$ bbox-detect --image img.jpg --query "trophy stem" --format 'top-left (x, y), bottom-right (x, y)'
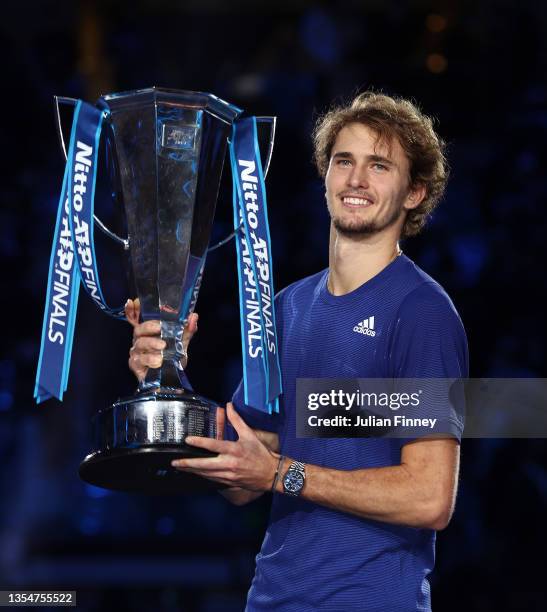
top-left (141, 319), bottom-right (186, 391)
top-left (141, 361), bottom-right (183, 392)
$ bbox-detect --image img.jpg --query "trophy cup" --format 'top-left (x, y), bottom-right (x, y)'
top-left (48, 88), bottom-right (277, 493)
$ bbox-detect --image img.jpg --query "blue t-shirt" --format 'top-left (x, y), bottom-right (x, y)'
top-left (231, 254), bottom-right (468, 612)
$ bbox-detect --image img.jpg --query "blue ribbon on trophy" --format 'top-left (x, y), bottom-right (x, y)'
top-left (34, 100), bottom-right (124, 403)
top-left (230, 118), bottom-right (282, 414)
top-left (35, 96), bottom-right (282, 416)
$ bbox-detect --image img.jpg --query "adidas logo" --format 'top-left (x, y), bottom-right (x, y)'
top-left (353, 316), bottom-right (376, 337)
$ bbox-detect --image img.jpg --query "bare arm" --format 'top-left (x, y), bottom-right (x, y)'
top-left (125, 301), bottom-right (460, 526)
top-left (174, 404), bottom-right (460, 530)
top-left (273, 437), bottom-right (460, 530)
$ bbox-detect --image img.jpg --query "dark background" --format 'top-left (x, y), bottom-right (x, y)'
top-left (1, 0), bottom-right (546, 610)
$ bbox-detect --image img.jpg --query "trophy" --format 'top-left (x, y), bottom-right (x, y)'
top-left (42, 87), bottom-right (279, 493)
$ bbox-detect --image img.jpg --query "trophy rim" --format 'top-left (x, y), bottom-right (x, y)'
top-left (99, 86), bottom-right (243, 124)
top-left (104, 390), bottom-right (219, 413)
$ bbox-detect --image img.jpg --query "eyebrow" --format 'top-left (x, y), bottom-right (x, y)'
top-left (332, 151), bottom-right (397, 168)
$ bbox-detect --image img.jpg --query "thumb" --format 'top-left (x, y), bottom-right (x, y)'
top-left (226, 402), bottom-right (251, 438)
top-left (183, 312), bottom-right (199, 350)
top-left (125, 298), bottom-right (141, 328)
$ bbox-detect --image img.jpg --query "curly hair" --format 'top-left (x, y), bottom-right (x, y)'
top-left (312, 91), bottom-right (449, 238)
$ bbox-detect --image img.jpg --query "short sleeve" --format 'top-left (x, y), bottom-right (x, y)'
top-left (388, 282), bottom-right (468, 445)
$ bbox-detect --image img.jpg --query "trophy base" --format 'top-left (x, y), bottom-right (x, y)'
top-left (79, 445), bottom-right (225, 494)
top-left (79, 389), bottom-right (224, 494)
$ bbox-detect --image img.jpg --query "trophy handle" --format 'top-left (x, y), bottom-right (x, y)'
top-left (255, 116), bottom-right (276, 178)
top-left (207, 115), bottom-right (276, 253)
top-left (54, 96), bottom-right (130, 251)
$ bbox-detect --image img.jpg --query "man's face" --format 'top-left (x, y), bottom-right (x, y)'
top-left (325, 122), bottom-right (421, 237)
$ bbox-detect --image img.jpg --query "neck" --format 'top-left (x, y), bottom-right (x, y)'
top-left (328, 224), bottom-right (401, 295)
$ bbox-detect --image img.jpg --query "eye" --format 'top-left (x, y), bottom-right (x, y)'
top-left (336, 158), bottom-right (352, 167)
top-left (372, 163), bottom-right (388, 171)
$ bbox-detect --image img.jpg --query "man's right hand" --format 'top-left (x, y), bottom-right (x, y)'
top-left (125, 298), bottom-right (199, 382)
top-left (214, 404), bottom-right (280, 506)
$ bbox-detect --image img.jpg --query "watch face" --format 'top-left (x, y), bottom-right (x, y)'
top-left (284, 470), bottom-right (304, 493)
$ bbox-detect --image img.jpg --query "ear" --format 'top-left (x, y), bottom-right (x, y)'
top-left (403, 182), bottom-right (426, 211)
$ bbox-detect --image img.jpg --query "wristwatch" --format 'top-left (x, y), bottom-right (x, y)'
top-left (282, 460), bottom-right (306, 496)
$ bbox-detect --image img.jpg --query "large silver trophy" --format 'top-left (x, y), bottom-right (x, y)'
top-left (54, 88), bottom-right (275, 493)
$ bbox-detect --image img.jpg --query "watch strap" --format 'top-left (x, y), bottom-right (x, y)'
top-left (283, 460), bottom-right (306, 496)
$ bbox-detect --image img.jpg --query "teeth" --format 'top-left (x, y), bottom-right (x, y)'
top-left (343, 197), bottom-right (371, 206)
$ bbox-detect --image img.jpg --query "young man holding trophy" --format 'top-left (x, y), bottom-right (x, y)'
top-left (126, 91), bottom-right (467, 611)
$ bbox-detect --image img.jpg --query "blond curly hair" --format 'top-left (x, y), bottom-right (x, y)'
top-left (313, 91), bottom-right (449, 238)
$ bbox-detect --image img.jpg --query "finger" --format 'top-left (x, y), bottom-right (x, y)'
top-left (183, 313), bottom-right (199, 349)
top-left (133, 320), bottom-right (161, 339)
top-left (128, 363), bottom-right (145, 382)
top-left (129, 345), bottom-right (163, 365)
top-left (128, 354), bottom-right (148, 382)
top-left (171, 455), bottom-right (231, 470)
top-left (184, 435), bottom-right (233, 454)
top-left (186, 312), bottom-right (199, 334)
top-left (226, 402), bottom-right (252, 438)
top-left (125, 299), bottom-right (139, 328)
top-left (142, 353), bottom-right (163, 369)
top-left (131, 336), bottom-right (166, 353)
top-left (129, 351), bottom-right (162, 375)
top-left (216, 406), bottom-right (226, 440)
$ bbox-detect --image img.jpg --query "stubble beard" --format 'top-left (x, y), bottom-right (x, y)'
top-left (329, 200), bottom-right (404, 238)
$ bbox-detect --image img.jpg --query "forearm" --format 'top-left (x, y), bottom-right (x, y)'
top-left (307, 463), bottom-right (442, 528)
top-left (273, 453), bottom-right (456, 530)
top-left (219, 487), bottom-right (264, 506)
top-left (180, 410), bottom-right (458, 526)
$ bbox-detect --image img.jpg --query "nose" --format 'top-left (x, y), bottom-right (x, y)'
top-left (347, 163), bottom-right (370, 189)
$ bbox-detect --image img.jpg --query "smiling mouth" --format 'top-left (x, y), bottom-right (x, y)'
top-left (341, 196), bottom-right (373, 208)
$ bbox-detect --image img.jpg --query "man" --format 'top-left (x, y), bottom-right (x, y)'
top-left (126, 91), bottom-right (468, 611)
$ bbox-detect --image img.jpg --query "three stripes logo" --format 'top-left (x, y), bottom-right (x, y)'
top-left (353, 316), bottom-right (376, 337)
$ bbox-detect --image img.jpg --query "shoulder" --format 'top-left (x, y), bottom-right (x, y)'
top-left (396, 256), bottom-right (463, 323)
top-left (389, 258), bottom-right (468, 366)
top-left (274, 269), bottom-right (327, 307)
top-left (388, 261), bottom-right (469, 377)
top-left (400, 281), bottom-right (461, 320)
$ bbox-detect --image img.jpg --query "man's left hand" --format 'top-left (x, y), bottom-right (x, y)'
top-left (171, 403), bottom-right (278, 492)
